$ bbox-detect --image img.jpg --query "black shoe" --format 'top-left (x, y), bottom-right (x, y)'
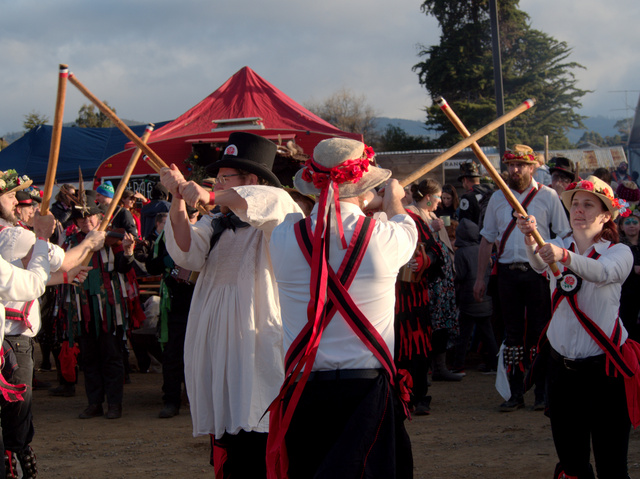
top-left (49, 384), bottom-right (76, 397)
top-left (79, 404), bottom-right (104, 419)
top-left (158, 403), bottom-right (180, 418)
top-left (16, 445), bottom-right (37, 479)
top-left (106, 403), bottom-right (122, 419)
top-left (39, 361), bottom-right (52, 372)
top-left (32, 378), bottom-right (52, 390)
top-left (499, 396), bottom-right (525, 412)
top-left (413, 396), bottom-right (431, 416)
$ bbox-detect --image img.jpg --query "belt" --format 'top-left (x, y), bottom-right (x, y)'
top-left (499, 262), bottom-right (530, 272)
top-left (550, 347), bottom-right (605, 371)
top-left (301, 369), bottom-right (382, 382)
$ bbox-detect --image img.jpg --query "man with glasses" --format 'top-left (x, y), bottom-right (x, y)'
top-left (159, 132), bottom-right (301, 478)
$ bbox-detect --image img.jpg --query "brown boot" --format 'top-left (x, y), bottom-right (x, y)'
top-left (79, 403), bottom-right (103, 419)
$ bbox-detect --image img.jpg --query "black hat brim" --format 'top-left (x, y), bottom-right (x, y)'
top-left (205, 157), bottom-right (282, 188)
top-left (549, 167), bottom-right (575, 181)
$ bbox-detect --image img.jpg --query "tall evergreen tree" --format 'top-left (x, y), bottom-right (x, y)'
top-left (413, 0), bottom-right (589, 150)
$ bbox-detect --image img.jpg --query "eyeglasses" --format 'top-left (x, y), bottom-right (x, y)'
top-left (213, 174), bottom-right (242, 185)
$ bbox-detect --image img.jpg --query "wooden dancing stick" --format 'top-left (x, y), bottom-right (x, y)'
top-left (399, 98), bottom-right (535, 187)
top-left (67, 70), bottom-right (207, 215)
top-left (436, 97), bottom-right (561, 278)
top-left (98, 123), bottom-right (155, 233)
top-left (79, 124), bottom-right (155, 267)
top-left (41, 64), bottom-right (69, 215)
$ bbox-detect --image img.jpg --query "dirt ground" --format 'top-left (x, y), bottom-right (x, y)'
top-left (29, 354), bottom-right (640, 479)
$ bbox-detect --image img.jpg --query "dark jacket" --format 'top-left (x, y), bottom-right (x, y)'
top-left (457, 183), bottom-right (494, 228)
top-left (454, 218), bottom-right (492, 317)
top-left (140, 200), bottom-right (171, 239)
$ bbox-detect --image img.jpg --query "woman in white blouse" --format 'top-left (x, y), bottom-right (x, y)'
top-left (517, 175), bottom-right (633, 479)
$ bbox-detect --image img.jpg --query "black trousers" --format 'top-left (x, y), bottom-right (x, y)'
top-left (210, 431), bottom-right (268, 479)
top-left (79, 328), bottom-right (124, 406)
top-left (1, 336), bottom-right (34, 453)
top-left (547, 350), bottom-right (630, 478)
top-left (285, 374), bottom-right (413, 479)
top-left (161, 315), bottom-right (188, 407)
top-left (497, 264), bottom-right (551, 349)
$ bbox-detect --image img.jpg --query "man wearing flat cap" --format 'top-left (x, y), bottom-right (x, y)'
top-left (474, 145), bottom-right (570, 412)
top-left (266, 138), bottom-right (417, 478)
top-left (160, 131), bottom-right (302, 478)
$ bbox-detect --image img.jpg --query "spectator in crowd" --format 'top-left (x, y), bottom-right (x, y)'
top-left (457, 161), bottom-right (494, 228)
top-left (140, 183), bottom-right (171, 239)
top-left (592, 167), bottom-right (612, 186)
top-left (619, 210), bottom-right (640, 342)
top-left (50, 184), bottom-right (76, 230)
top-left (533, 153), bottom-right (552, 186)
top-left (452, 218), bottom-right (498, 374)
top-left (611, 161), bottom-right (632, 189)
top-left (412, 178), bottom-right (462, 382)
top-left (548, 156), bottom-right (576, 197)
top-left (435, 183), bottom-right (459, 221)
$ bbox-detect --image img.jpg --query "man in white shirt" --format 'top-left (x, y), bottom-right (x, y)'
top-left (266, 138), bottom-right (417, 478)
top-left (0, 170), bottom-right (103, 479)
top-left (474, 145), bottom-right (571, 412)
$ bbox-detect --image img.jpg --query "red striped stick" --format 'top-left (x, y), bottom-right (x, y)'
top-left (399, 98), bottom-right (535, 187)
top-left (437, 97), bottom-right (560, 278)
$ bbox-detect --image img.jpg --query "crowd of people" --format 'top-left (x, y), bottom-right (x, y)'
top-left (0, 135), bottom-right (639, 478)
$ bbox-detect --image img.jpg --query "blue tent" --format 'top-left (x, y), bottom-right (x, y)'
top-left (0, 122), bottom-right (169, 184)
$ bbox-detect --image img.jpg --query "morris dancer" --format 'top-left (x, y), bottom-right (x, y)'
top-left (160, 132), bottom-right (301, 477)
top-left (517, 175), bottom-right (636, 479)
top-left (474, 145), bottom-right (571, 411)
top-left (267, 138), bottom-right (417, 478)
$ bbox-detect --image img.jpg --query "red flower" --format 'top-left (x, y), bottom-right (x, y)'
top-left (579, 181), bottom-right (594, 191)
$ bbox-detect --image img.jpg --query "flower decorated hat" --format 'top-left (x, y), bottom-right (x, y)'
top-left (294, 138), bottom-right (390, 198)
top-left (561, 175), bottom-right (630, 220)
top-left (501, 144), bottom-right (538, 164)
top-left (0, 170), bottom-right (32, 196)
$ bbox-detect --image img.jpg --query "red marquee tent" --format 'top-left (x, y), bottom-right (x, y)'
top-left (96, 66), bottom-right (361, 186)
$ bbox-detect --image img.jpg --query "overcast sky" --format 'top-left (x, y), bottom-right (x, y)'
top-left (1, 0), bottom-right (638, 136)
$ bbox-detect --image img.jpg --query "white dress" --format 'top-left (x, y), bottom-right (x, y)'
top-left (164, 185), bottom-right (301, 439)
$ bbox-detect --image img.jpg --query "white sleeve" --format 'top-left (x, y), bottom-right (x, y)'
top-left (0, 239), bottom-right (50, 302)
top-left (164, 214), bottom-right (213, 272)
top-left (232, 186), bottom-right (303, 237)
top-left (568, 243), bottom-right (633, 286)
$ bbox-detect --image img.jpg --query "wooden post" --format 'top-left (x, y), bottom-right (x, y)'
top-left (437, 97), bottom-right (561, 278)
top-left (399, 99), bottom-right (536, 187)
top-left (41, 64), bottom-right (69, 215)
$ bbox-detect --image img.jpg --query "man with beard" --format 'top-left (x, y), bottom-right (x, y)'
top-left (0, 171), bottom-right (103, 478)
top-left (473, 145), bottom-right (570, 412)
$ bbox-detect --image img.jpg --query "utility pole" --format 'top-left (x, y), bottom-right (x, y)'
top-left (489, 0), bottom-right (506, 165)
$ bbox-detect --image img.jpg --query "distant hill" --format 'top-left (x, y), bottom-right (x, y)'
top-left (374, 115), bottom-right (625, 146)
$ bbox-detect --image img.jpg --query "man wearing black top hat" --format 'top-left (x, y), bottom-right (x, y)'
top-left (457, 161), bottom-right (494, 228)
top-left (160, 131), bottom-right (301, 478)
top-left (15, 189), bottom-right (41, 230)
